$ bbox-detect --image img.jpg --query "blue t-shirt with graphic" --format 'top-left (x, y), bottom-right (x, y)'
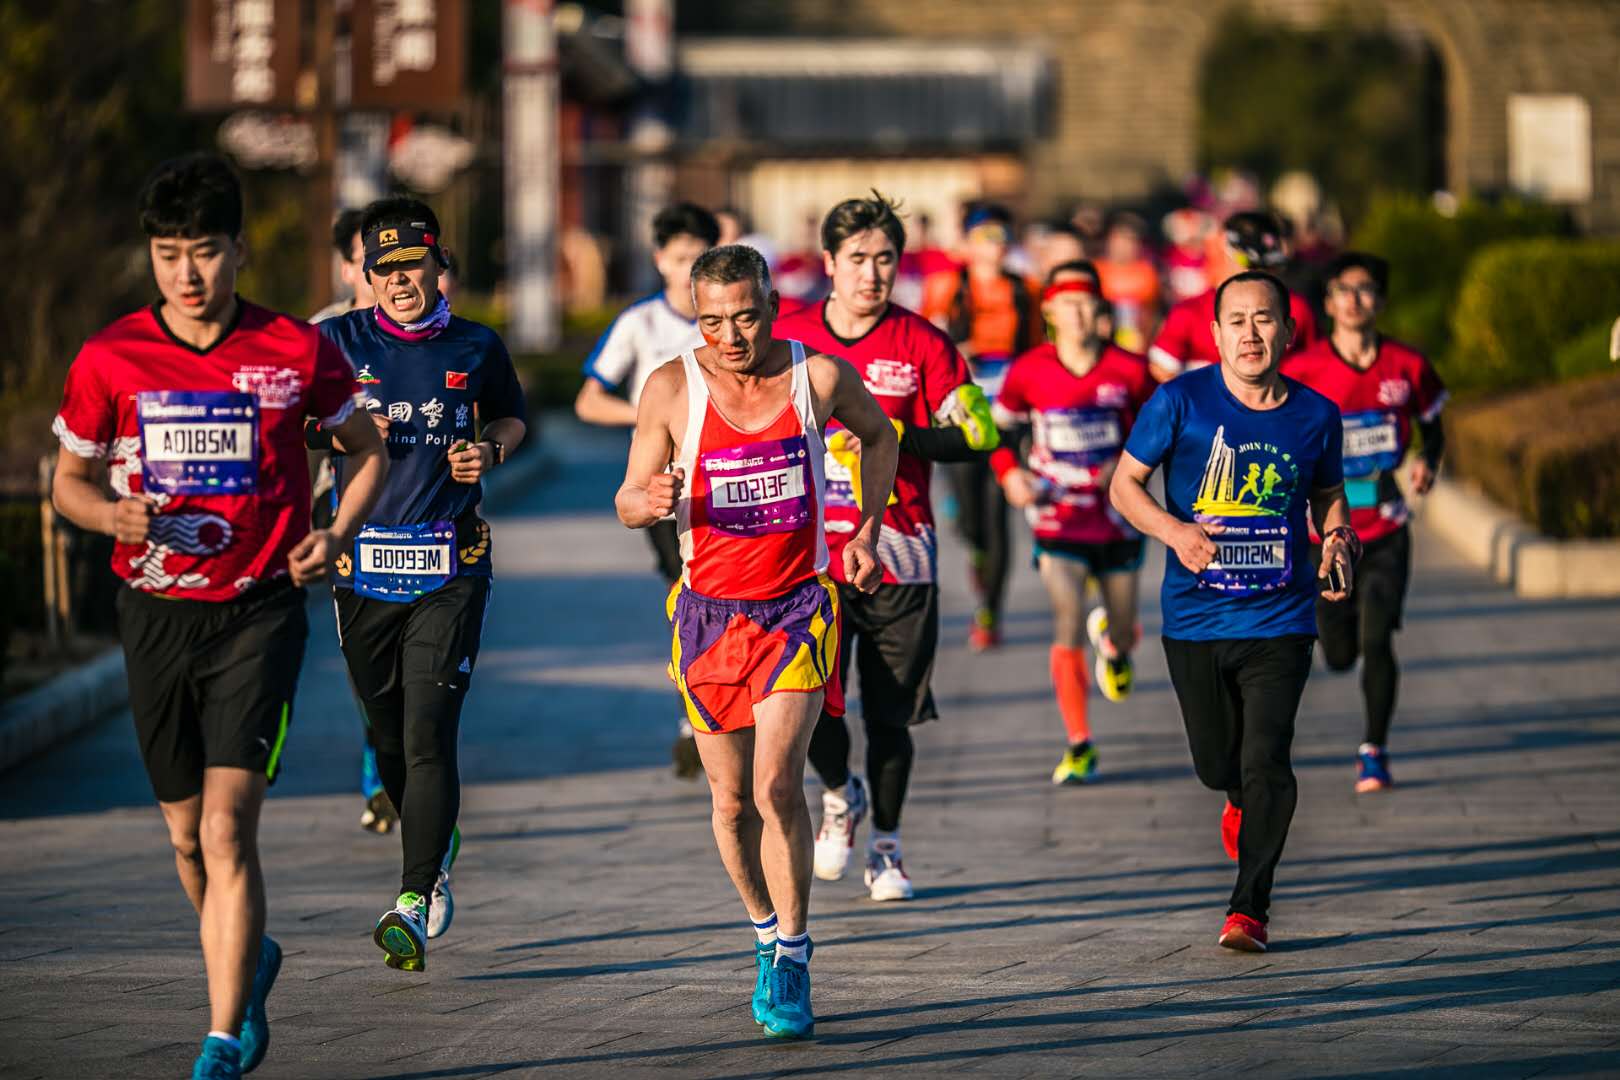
top-left (319, 309), bottom-right (526, 586)
top-left (1124, 365), bottom-right (1343, 641)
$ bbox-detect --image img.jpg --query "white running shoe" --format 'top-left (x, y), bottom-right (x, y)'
top-left (813, 776), bottom-right (868, 882)
top-left (427, 826), bottom-right (460, 940)
top-left (865, 839), bottom-right (914, 902)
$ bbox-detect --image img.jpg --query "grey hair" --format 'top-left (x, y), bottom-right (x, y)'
top-left (690, 243), bottom-right (773, 307)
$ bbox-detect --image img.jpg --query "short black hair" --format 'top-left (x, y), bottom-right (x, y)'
top-left (1324, 250), bottom-right (1390, 295)
top-left (653, 202), bottom-right (720, 249)
top-left (1214, 269), bottom-right (1292, 321)
top-left (962, 200), bottom-right (1013, 230)
top-left (360, 195), bottom-right (441, 244)
top-left (715, 205), bottom-right (752, 233)
top-left (821, 190), bottom-right (906, 256)
top-left (690, 244), bottom-right (772, 304)
top-left (1045, 221), bottom-right (1086, 243)
top-left (331, 208), bottom-right (366, 256)
top-left (139, 153), bottom-right (244, 239)
top-left (1045, 259), bottom-right (1102, 288)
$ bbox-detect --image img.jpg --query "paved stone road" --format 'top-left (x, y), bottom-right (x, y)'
top-left (3, 420), bottom-right (1618, 1079)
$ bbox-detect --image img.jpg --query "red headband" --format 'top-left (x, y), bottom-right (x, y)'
top-left (1042, 278), bottom-right (1099, 302)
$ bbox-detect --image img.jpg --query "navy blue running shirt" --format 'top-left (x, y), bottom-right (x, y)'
top-left (320, 309), bottom-right (526, 531)
top-left (1124, 365), bottom-right (1343, 641)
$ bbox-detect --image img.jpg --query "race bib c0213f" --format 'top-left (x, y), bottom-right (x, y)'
top-left (701, 434), bottom-right (813, 537)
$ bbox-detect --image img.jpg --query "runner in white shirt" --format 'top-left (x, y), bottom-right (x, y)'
top-left (575, 202), bottom-right (720, 777)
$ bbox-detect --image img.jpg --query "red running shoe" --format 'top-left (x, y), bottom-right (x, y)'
top-left (1218, 913), bottom-right (1268, 952)
top-left (968, 613), bottom-right (1001, 652)
top-left (1221, 800), bottom-right (1241, 861)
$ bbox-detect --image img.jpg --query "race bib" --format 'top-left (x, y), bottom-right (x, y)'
top-left (353, 520), bottom-right (457, 602)
top-left (823, 451), bottom-right (857, 510)
top-left (1196, 518), bottom-right (1292, 593)
top-left (1344, 477), bottom-right (1382, 510)
top-left (1341, 409), bottom-right (1402, 477)
top-left (701, 434), bottom-right (813, 537)
top-left (137, 390), bottom-right (259, 495)
top-left (1037, 407), bottom-right (1123, 466)
top-left (967, 354), bottom-right (1012, 398)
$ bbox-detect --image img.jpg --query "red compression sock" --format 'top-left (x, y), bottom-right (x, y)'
top-left (1050, 645), bottom-right (1091, 745)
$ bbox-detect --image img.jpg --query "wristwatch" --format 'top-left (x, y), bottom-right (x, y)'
top-left (481, 438), bottom-right (505, 467)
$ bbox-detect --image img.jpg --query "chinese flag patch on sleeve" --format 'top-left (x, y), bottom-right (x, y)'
top-left (446, 371), bottom-right (468, 389)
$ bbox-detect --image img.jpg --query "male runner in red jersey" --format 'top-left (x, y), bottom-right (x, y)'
top-left (1150, 210), bottom-right (1318, 382)
top-left (776, 192), bottom-right (996, 901)
top-left (51, 153), bottom-right (388, 1080)
top-left (1281, 252), bottom-right (1446, 793)
top-left (994, 261), bottom-right (1156, 785)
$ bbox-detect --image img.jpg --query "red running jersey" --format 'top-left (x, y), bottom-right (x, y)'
top-left (992, 344), bottom-right (1156, 545)
top-left (1149, 287), bottom-right (1318, 379)
top-left (674, 341), bottom-right (829, 600)
top-left (1281, 337), bottom-right (1447, 543)
top-left (52, 302), bottom-right (359, 601)
top-left (775, 302), bottom-right (973, 585)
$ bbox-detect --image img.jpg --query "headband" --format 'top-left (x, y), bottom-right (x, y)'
top-left (1042, 278), bottom-right (1099, 302)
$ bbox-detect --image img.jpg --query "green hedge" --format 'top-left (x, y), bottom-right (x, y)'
top-left (1447, 239), bottom-right (1620, 393)
top-left (0, 499), bottom-right (45, 631)
top-left (1349, 195), bottom-right (1569, 359)
top-left (1449, 371), bottom-right (1620, 539)
top-left (1551, 319), bottom-right (1619, 382)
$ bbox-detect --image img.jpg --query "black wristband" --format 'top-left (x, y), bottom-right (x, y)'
top-left (304, 418), bottom-right (334, 451)
top-left (482, 439), bottom-right (504, 467)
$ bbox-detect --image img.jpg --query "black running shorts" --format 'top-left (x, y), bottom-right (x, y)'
top-left (835, 582), bottom-right (940, 729)
top-left (116, 580), bottom-right (309, 803)
top-left (1313, 525), bottom-right (1413, 634)
top-left (1032, 537), bottom-right (1146, 576)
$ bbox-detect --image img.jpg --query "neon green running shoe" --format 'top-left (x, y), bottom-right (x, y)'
top-left (374, 891), bottom-right (427, 969)
top-left (1051, 742), bottom-right (1099, 785)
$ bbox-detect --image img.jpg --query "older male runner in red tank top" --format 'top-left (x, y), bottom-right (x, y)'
top-left (618, 244), bottom-right (897, 1040)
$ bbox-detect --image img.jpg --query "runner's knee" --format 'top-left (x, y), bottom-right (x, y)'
top-left (198, 808), bottom-right (249, 862)
top-left (709, 783), bottom-right (752, 832)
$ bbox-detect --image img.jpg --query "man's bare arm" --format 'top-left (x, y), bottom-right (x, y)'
top-left (616, 361), bottom-right (682, 529)
top-left (1109, 451), bottom-right (1221, 575)
top-left (575, 378), bottom-right (638, 427)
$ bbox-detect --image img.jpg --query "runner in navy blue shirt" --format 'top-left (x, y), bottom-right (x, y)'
top-left (313, 196), bottom-right (527, 972)
top-left (1111, 270), bottom-right (1358, 954)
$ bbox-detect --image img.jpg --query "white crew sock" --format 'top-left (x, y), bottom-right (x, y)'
top-left (751, 912), bottom-right (778, 947)
top-left (206, 1032), bottom-right (242, 1050)
top-left (775, 930), bottom-right (810, 965)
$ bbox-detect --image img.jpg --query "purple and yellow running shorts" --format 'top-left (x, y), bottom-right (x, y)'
top-left (667, 574), bottom-right (844, 734)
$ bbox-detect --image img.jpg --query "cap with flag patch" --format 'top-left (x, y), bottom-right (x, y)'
top-left (365, 221), bottom-right (442, 275)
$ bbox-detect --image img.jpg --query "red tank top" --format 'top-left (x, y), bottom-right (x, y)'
top-left (676, 341), bottom-right (828, 600)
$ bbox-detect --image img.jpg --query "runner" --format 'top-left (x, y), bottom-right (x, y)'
top-left (618, 244), bottom-right (897, 1039)
top-left (1149, 210), bottom-right (1318, 381)
top-left (309, 208), bottom-right (397, 835)
top-left (1280, 252), bottom-right (1446, 792)
top-left (1110, 269), bottom-right (1357, 953)
top-left (922, 202), bottom-right (1042, 649)
top-left (50, 153), bottom-right (388, 1080)
top-left (575, 202), bottom-right (719, 779)
top-left (316, 195), bottom-right (527, 972)
top-left (992, 260), bottom-right (1156, 784)
top-left (776, 192), bottom-right (996, 901)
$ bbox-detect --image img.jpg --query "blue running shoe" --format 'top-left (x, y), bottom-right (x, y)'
top-left (751, 941), bottom-right (774, 1025)
top-left (238, 935), bottom-right (280, 1073)
top-left (1355, 743), bottom-right (1393, 793)
top-left (192, 1035), bottom-right (242, 1080)
top-left (762, 958), bottom-right (814, 1040)
top-left (359, 746), bottom-right (397, 834)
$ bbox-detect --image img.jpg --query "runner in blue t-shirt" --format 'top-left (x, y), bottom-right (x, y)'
top-left (313, 196), bottom-right (527, 972)
top-left (1111, 270), bottom-right (1359, 954)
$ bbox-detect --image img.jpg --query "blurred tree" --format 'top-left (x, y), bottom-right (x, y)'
top-left (3, 1), bottom-right (210, 400)
top-left (1198, 8), bottom-right (1445, 224)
